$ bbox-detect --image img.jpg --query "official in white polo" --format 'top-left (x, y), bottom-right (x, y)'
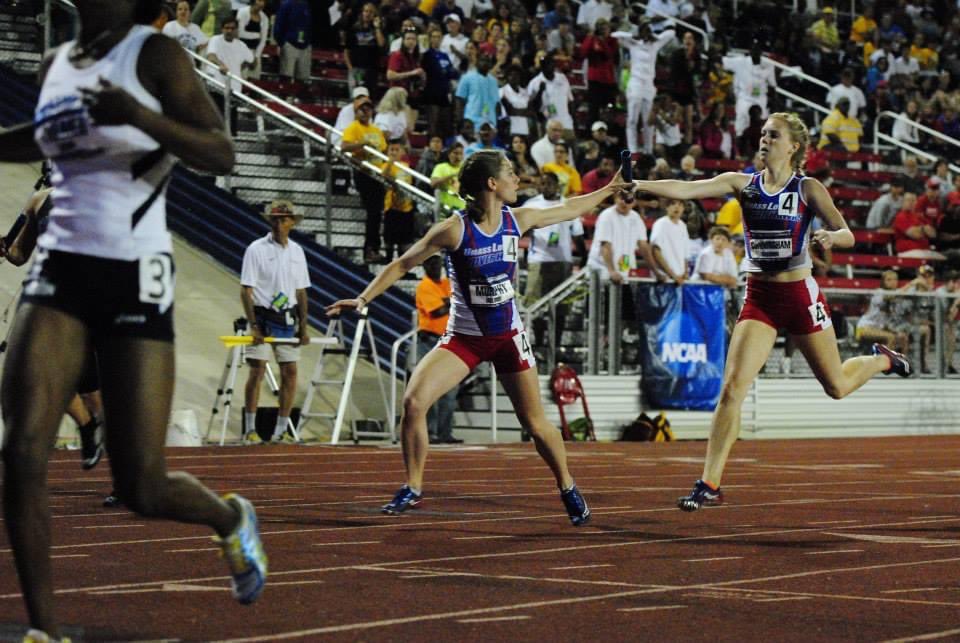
top-left (240, 199), bottom-right (311, 443)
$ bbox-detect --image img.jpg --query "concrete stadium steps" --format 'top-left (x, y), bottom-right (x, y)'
top-left (0, 3), bottom-right (42, 73)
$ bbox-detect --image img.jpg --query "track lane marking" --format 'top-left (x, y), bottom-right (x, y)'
top-left (883, 628), bottom-right (960, 642)
top-left (457, 616), bottom-right (530, 623)
top-left (684, 557), bottom-right (743, 563)
top-left (618, 605), bottom-right (687, 612)
top-left (13, 495), bottom-right (957, 554)
top-left (804, 549), bottom-right (863, 555)
top-left (549, 564), bottom-right (614, 571)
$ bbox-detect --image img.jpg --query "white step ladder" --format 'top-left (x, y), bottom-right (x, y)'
top-left (297, 307), bottom-right (393, 444)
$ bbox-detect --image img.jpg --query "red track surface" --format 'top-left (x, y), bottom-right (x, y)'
top-left (3, 436), bottom-right (960, 642)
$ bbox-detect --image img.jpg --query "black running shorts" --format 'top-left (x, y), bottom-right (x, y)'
top-left (21, 249), bottom-right (175, 343)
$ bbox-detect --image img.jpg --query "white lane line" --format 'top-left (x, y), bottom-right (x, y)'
top-left (808, 520), bottom-right (860, 525)
top-left (618, 605), bottom-right (687, 613)
top-left (755, 597), bottom-right (813, 602)
top-left (922, 544), bottom-right (960, 548)
top-left (457, 616), bottom-right (531, 623)
top-left (26, 494), bottom-right (954, 555)
top-left (881, 588), bottom-right (942, 594)
top-left (804, 549), bottom-right (863, 555)
top-left (74, 524), bottom-right (146, 529)
top-left (684, 557), bottom-right (743, 563)
top-left (14, 516), bottom-right (960, 604)
top-left (51, 554), bottom-right (89, 559)
top-left (883, 627), bottom-right (960, 642)
top-left (549, 564), bottom-right (614, 571)
top-left (312, 541), bottom-right (381, 547)
top-left (454, 535), bottom-right (517, 541)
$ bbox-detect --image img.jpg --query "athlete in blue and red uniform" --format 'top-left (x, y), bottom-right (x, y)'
top-left (327, 150), bottom-right (630, 524)
top-left (633, 112), bottom-right (911, 512)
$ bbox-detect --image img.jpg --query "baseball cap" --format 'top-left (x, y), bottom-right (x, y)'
top-left (926, 177), bottom-right (942, 189)
top-left (822, 6), bottom-right (834, 13)
top-left (444, 13), bottom-right (461, 22)
top-left (352, 86), bottom-right (370, 99)
top-left (919, 263), bottom-right (935, 275)
top-left (591, 121), bottom-right (607, 132)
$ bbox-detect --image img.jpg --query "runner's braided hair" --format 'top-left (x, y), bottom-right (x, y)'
top-left (457, 149), bottom-right (508, 222)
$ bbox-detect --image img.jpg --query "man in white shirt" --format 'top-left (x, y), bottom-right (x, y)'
top-left (206, 16), bottom-right (254, 93)
top-left (531, 119), bottom-right (573, 169)
top-left (587, 190), bottom-right (657, 283)
top-left (240, 200), bottom-right (312, 444)
top-left (722, 43), bottom-right (777, 136)
top-left (206, 17), bottom-right (254, 134)
top-left (825, 67), bottom-right (867, 119)
top-left (866, 177), bottom-right (905, 229)
top-left (523, 173), bottom-right (586, 346)
top-left (332, 86), bottom-right (369, 147)
top-left (612, 19), bottom-right (675, 153)
top-left (527, 54), bottom-right (575, 132)
top-left (650, 198), bottom-right (690, 283)
top-left (440, 14), bottom-right (469, 70)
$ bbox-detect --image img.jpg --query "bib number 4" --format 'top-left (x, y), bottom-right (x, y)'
top-left (807, 300), bottom-right (830, 329)
top-left (139, 254), bottom-right (175, 313)
top-left (512, 330), bottom-right (535, 367)
top-left (502, 235), bottom-right (519, 263)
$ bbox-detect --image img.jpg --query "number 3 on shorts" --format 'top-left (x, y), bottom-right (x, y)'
top-left (807, 301), bottom-right (829, 328)
top-left (139, 254), bottom-right (174, 313)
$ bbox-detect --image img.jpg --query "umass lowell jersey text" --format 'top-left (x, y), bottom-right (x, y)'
top-left (739, 173), bottom-right (816, 273)
top-left (446, 207), bottom-right (523, 336)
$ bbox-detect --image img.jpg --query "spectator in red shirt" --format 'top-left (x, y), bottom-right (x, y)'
top-left (581, 154), bottom-right (616, 194)
top-left (915, 177), bottom-right (945, 222)
top-left (578, 18), bottom-right (618, 126)
top-left (893, 191), bottom-right (945, 259)
top-left (387, 27), bottom-right (425, 104)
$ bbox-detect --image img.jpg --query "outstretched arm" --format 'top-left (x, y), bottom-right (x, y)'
top-left (633, 172), bottom-right (748, 201)
top-left (514, 172), bottom-right (631, 232)
top-left (325, 216), bottom-right (462, 316)
top-left (804, 178), bottom-right (854, 250)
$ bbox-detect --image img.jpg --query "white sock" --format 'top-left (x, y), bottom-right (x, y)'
top-left (273, 416), bottom-right (288, 439)
top-left (244, 412), bottom-right (256, 435)
top-left (408, 486), bottom-right (421, 496)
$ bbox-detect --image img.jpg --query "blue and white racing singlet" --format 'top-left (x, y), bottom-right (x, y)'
top-left (739, 172), bottom-right (817, 273)
top-left (446, 206), bottom-right (523, 336)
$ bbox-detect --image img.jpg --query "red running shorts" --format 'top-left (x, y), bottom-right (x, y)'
top-left (738, 276), bottom-right (833, 335)
top-left (438, 329), bottom-right (536, 373)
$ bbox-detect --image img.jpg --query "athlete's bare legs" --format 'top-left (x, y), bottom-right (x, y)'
top-left (791, 326), bottom-right (890, 399)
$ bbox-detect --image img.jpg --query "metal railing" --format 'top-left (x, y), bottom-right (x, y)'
top-left (873, 111), bottom-right (960, 176)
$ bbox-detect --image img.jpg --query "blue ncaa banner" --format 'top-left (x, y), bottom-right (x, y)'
top-left (637, 283), bottom-right (726, 411)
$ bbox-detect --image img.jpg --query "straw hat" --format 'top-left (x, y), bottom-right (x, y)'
top-left (263, 199), bottom-right (303, 223)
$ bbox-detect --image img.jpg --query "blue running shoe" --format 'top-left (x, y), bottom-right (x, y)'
top-left (561, 484), bottom-right (591, 526)
top-left (216, 494), bottom-right (268, 604)
top-left (382, 485), bottom-right (422, 514)
top-left (872, 343), bottom-right (911, 377)
top-left (677, 479), bottom-right (723, 512)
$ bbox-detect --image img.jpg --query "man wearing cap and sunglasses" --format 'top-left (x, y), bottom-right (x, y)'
top-left (240, 200), bottom-right (312, 443)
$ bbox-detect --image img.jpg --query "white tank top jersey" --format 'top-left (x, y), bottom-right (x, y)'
top-left (33, 25), bottom-right (177, 261)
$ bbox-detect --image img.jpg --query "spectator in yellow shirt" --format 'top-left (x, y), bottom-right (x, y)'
top-left (383, 140), bottom-right (417, 260)
top-left (909, 33), bottom-right (939, 70)
top-left (808, 7), bottom-right (840, 55)
top-left (341, 95), bottom-right (389, 264)
top-left (849, 5), bottom-right (876, 43)
top-left (541, 143), bottom-right (582, 196)
top-left (715, 196), bottom-right (743, 235)
top-left (818, 98), bottom-right (863, 152)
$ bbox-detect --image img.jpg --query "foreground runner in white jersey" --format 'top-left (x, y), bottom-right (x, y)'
top-left (0, 2), bottom-right (266, 640)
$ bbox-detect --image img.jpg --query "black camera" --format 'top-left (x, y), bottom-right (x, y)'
top-left (234, 317), bottom-right (248, 333)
